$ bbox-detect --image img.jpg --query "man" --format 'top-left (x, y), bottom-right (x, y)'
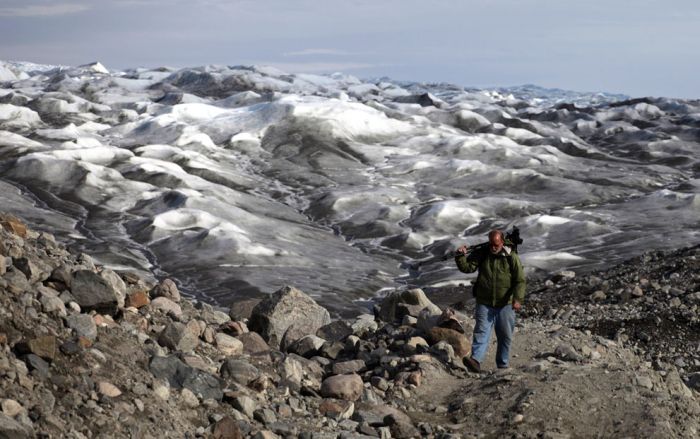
top-left (455, 229), bottom-right (525, 372)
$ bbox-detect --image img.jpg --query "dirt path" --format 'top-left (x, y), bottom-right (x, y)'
top-left (408, 320), bottom-right (700, 438)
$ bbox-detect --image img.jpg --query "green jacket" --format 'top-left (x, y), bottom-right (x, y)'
top-left (455, 247), bottom-right (526, 307)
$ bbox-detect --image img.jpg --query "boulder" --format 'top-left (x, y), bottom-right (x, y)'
top-left (228, 298), bottom-right (261, 321)
top-left (99, 268), bottom-right (127, 308)
top-left (332, 360), bottom-right (366, 375)
top-left (319, 399), bottom-right (354, 420)
top-left (316, 321), bottom-right (353, 342)
top-left (215, 333), bottom-right (244, 356)
top-left (125, 291), bottom-right (150, 309)
top-left (151, 278), bottom-right (181, 302)
top-left (149, 355), bottom-right (223, 401)
top-left (279, 354), bottom-right (323, 391)
top-left (13, 256), bottom-right (50, 284)
top-left (237, 332), bottom-right (270, 354)
top-left (220, 359), bottom-right (259, 386)
top-left (158, 321), bottom-right (200, 353)
top-left (16, 335), bottom-right (57, 362)
top-left (427, 327), bottom-right (470, 357)
top-left (150, 297), bottom-right (183, 318)
top-left (70, 269), bottom-right (120, 315)
top-left (350, 314), bottom-right (378, 336)
top-left (0, 216), bottom-right (27, 238)
top-left (320, 374), bottom-right (364, 401)
top-left (287, 335), bottom-right (326, 357)
top-left (378, 288), bottom-right (441, 323)
top-left (353, 403), bottom-right (411, 427)
top-left (212, 416), bottom-right (243, 439)
top-left (65, 314), bottom-right (98, 341)
top-left (248, 286), bottom-right (330, 349)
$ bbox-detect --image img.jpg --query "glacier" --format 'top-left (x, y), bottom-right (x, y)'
top-left (0, 60), bottom-right (698, 316)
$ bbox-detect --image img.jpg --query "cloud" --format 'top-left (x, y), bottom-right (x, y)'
top-left (0, 3), bottom-right (89, 17)
top-left (283, 48), bottom-right (354, 57)
top-left (252, 61), bottom-right (378, 74)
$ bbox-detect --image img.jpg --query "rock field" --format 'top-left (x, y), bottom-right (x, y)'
top-left (1, 213), bottom-right (698, 438)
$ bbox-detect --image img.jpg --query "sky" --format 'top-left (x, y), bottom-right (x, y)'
top-left (1, 0), bottom-right (699, 99)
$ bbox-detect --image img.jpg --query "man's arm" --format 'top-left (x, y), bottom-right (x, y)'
top-left (509, 253), bottom-right (526, 310)
top-left (455, 245), bottom-right (480, 273)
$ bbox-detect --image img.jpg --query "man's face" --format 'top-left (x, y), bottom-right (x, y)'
top-left (490, 233), bottom-right (504, 254)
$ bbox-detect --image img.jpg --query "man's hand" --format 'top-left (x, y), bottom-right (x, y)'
top-left (456, 245), bottom-right (469, 255)
top-left (512, 301), bottom-right (521, 312)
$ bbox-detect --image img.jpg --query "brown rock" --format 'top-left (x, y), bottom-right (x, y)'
top-left (319, 398), bottom-right (355, 420)
top-left (24, 335), bottom-right (58, 361)
top-left (125, 291), bottom-right (150, 309)
top-left (427, 327), bottom-right (470, 357)
top-left (213, 416), bottom-right (243, 439)
top-left (77, 336), bottom-right (93, 349)
top-left (93, 314), bottom-right (118, 328)
top-left (221, 321), bottom-right (248, 336)
top-left (1, 216), bottom-right (27, 237)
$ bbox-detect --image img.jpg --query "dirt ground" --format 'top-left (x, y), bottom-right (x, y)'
top-left (405, 320), bottom-right (700, 439)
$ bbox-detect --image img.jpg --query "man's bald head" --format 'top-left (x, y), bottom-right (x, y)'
top-left (489, 229), bottom-right (504, 254)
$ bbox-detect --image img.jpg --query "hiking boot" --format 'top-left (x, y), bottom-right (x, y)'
top-left (463, 356), bottom-right (481, 373)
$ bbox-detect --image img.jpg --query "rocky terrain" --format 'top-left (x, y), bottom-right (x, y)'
top-left (1, 213), bottom-right (699, 438)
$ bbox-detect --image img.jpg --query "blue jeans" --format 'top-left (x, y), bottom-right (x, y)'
top-left (471, 303), bottom-right (516, 368)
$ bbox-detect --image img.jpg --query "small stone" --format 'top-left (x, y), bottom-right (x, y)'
top-left (154, 384), bottom-right (170, 400)
top-left (228, 396), bottom-right (255, 419)
top-left (212, 416), bottom-right (243, 439)
top-left (59, 340), bottom-right (82, 356)
top-left (551, 271), bottom-right (575, 283)
top-left (23, 336), bottom-right (58, 362)
top-left (590, 291), bottom-right (606, 302)
top-left (554, 344), bottom-right (582, 362)
top-left (129, 398), bottom-right (143, 413)
top-left (631, 286), bottom-right (644, 297)
top-left (98, 381), bottom-right (122, 398)
top-left (513, 414), bottom-right (524, 424)
top-left (65, 314), bottom-right (98, 341)
top-left (635, 375), bottom-right (653, 390)
top-left (1, 399), bottom-right (24, 417)
top-left (180, 388), bottom-right (200, 408)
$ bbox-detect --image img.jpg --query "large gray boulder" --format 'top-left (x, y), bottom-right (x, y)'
top-left (249, 286), bottom-right (331, 349)
top-left (70, 270), bottom-right (121, 315)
